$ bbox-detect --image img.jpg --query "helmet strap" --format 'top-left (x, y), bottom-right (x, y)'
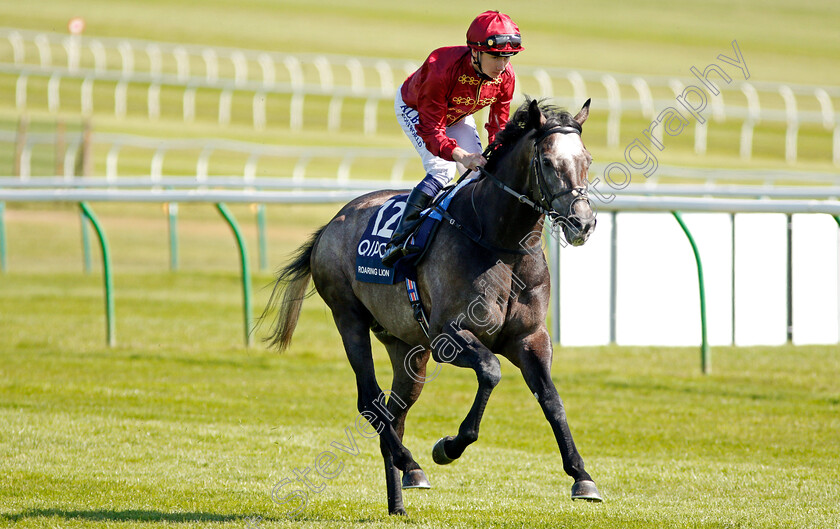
top-left (471, 51), bottom-right (495, 82)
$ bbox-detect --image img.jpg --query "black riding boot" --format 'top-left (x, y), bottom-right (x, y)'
top-left (381, 187), bottom-right (434, 267)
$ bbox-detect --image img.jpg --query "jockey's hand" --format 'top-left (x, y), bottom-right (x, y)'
top-left (452, 148), bottom-right (487, 172)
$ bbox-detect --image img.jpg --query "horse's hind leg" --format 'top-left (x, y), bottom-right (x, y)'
top-left (378, 335), bottom-right (432, 490)
top-left (332, 310), bottom-right (421, 515)
top-left (431, 328), bottom-right (501, 464)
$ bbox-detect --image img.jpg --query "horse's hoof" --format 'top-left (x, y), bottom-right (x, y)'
top-left (571, 480), bottom-right (603, 502)
top-left (402, 468), bottom-right (431, 489)
top-left (389, 508), bottom-right (407, 516)
top-left (432, 436), bottom-right (455, 465)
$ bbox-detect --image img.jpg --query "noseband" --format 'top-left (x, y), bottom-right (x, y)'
top-left (530, 126), bottom-right (590, 221)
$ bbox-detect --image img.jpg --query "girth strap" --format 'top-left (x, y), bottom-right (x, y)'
top-left (405, 278), bottom-right (430, 338)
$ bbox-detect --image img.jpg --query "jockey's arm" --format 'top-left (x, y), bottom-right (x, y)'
top-left (451, 147), bottom-right (487, 171)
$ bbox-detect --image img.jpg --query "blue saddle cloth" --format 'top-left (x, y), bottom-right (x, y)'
top-left (355, 177), bottom-right (477, 285)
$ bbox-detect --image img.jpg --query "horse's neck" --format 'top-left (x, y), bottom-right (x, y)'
top-left (471, 140), bottom-right (544, 252)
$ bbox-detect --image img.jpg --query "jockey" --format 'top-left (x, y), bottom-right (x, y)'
top-left (381, 10), bottom-right (522, 267)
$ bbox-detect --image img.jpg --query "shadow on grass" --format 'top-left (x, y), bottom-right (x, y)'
top-left (1, 509), bottom-right (279, 524)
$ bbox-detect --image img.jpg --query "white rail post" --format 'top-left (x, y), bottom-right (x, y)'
top-left (363, 98), bottom-right (379, 136)
top-left (231, 51), bottom-right (248, 87)
top-left (602, 74), bottom-right (621, 148)
top-left (106, 145), bottom-right (122, 180)
top-left (196, 148), bottom-right (213, 182)
top-left (534, 69), bottom-right (553, 98)
top-left (244, 154), bottom-right (259, 183)
top-left (638, 77), bottom-right (663, 147)
top-left (148, 83), bottom-right (161, 120)
top-left (814, 88), bottom-right (838, 166)
top-left (151, 148), bottom-right (166, 181)
top-left (740, 83), bottom-right (760, 161)
top-left (390, 155), bottom-right (410, 184)
top-left (118, 41), bottom-right (134, 77)
top-left (313, 56), bottom-right (334, 90)
top-left (35, 34), bottom-right (52, 67)
top-left (258, 53), bottom-right (276, 87)
top-left (48, 74), bottom-right (61, 113)
top-left (671, 78), bottom-right (706, 155)
top-left (202, 48), bottom-right (218, 83)
top-left (219, 89), bottom-right (233, 125)
top-left (20, 144), bottom-right (32, 181)
top-left (8, 31), bottom-right (24, 64)
top-left (346, 58), bottom-right (364, 93)
top-left (89, 40), bottom-right (106, 73)
top-left (64, 140), bottom-right (81, 179)
top-left (290, 93), bottom-right (304, 131)
top-left (711, 85), bottom-right (726, 122)
top-left (328, 96), bottom-right (344, 132)
top-left (64, 36), bottom-right (81, 72)
top-left (779, 85), bottom-right (798, 164)
top-left (567, 71), bottom-right (586, 105)
top-left (174, 46), bottom-right (189, 82)
top-left (337, 154), bottom-right (355, 182)
top-left (15, 74), bottom-right (28, 112)
top-left (183, 86), bottom-right (197, 122)
top-left (115, 80), bottom-right (128, 118)
top-left (292, 155), bottom-right (310, 182)
top-left (283, 56), bottom-right (303, 88)
top-left (375, 60), bottom-right (394, 94)
top-left (81, 77), bottom-right (94, 115)
top-left (146, 44), bottom-right (162, 77)
top-left (252, 92), bottom-right (266, 130)
top-left (631, 77), bottom-right (655, 119)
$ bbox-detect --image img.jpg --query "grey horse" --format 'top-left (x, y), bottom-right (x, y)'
top-left (265, 98), bottom-right (602, 515)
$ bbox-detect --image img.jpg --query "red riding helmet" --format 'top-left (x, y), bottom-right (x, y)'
top-left (466, 11), bottom-right (523, 56)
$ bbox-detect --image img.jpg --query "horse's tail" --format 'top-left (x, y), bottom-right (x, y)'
top-left (263, 225), bottom-right (325, 352)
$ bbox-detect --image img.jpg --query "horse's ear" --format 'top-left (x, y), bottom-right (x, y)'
top-left (528, 99), bottom-right (546, 130)
top-left (574, 98), bottom-right (591, 126)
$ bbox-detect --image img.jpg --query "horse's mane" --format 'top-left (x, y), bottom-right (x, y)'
top-left (485, 98), bottom-right (581, 171)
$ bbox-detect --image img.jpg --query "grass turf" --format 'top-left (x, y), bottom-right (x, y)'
top-left (1, 270), bottom-right (838, 528)
top-left (1, 202), bottom-right (839, 527)
top-left (2, 1), bottom-right (840, 527)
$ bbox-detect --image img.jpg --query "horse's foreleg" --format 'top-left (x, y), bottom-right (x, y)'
top-left (514, 329), bottom-right (602, 502)
top-left (431, 329), bottom-right (501, 464)
top-left (333, 312), bottom-right (420, 515)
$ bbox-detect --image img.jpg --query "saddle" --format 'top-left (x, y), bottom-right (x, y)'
top-left (355, 176), bottom-right (479, 336)
top-left (355, 176), bottom-right (477, 286)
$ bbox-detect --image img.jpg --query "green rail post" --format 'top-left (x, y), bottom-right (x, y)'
top-left (672, 211), bottom-right (709, 374)
top-left (167, 202), bottom-right (179, 271)
top-left (834, 215), bottom-right (840, 228)
top-left (0, 202), bottom-right (7, 273)
top-left (216, 203), bottom-right (253, 347)
top-left (257, 203), bottom-right (268, 272)
top-left (79, 202), bottom-right (115, 347)
top-left (80, 210), bottom-right (93, 273)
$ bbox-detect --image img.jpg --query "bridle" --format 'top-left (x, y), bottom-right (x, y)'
top-left (429, 123), bottom-right (592, 256)
top-left (478, 125), bottom-right (591, 223)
